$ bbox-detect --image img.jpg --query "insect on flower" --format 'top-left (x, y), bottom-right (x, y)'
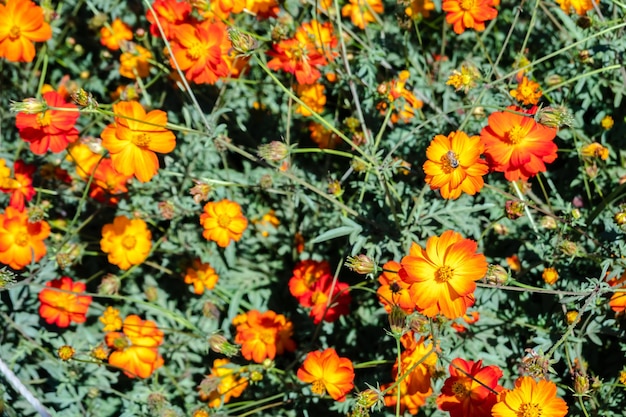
top-left (444, 151), bottom-right (459, 168)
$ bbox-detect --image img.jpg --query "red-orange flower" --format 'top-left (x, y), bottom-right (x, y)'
top-left (608, 272), bottom-right (626, 314)
top-left (89, 158), bottom-right (131, 205)
top-left (442, 0), bottom-right (498, 34)
top-left (423, 131), bottom-right (489, 200)
top-left (200, 199), bottom-right (248, 248)
top-left (491, 377), bottom-right (568, 417)
top-left (15, 91), bottom-right (79, 155)
top-left (383, 334), bottom-right (436, 414)
top-left (289, 259), bottom-right (332, 307)
top-left (308, 274), bottom-right (351, 324)
top-left (0, 206), bottom-right (50, 270)
top-left (480, 107), bottom-right (558, 181)
top-left (400, 230), bottom-right (487, 319)
top-left (100, 18), bottom-right (133, 51)
top-left (297, 348), bottom-right (355, 401)
top-left (0, 0), bottom-right (52, 63)
top-left (170, 20), bottom-right (231, 85)
top-left (0, 160), bottom-right (36, 212)
top-left (146, 0), bottom-right (191, 40)
top-left (437, 358), bottom-right (503, 417)
top-left (106, 314), bottom-right (164, 378)
top-left (101, 101), bottom-right (176, 183)
top-left (38, 277), bottom-right (92, 328)
top-left (377, 261), bottom-right (413, 313)
top-left (233, 309), bottom-right (296, 363)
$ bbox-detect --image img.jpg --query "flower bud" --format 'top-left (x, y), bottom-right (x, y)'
top-left (536, 105), bottom-right (573, 128)
top-left (98, 274), bottom-right (121, 295)
top-left (208, 334), bottom-right (239, 357)
top-left (505, 200), bottom-right (525, 220)
top-left (228, 27), bottom-right (258, 56)
top-left (574, 373), bottom-right (590, 396)
top-left (258, 141), bottom-right (289, 162)
top-left (484, 264), bottom-right (508, 285)
top-left (345, 255), bottom-right (378, 275)
top-left (10, 98), bottom-right (46, 114)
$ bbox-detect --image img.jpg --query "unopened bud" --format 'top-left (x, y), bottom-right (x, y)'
top-left (10, 98), bottom-right (46, 114)
top-left (574, 373), bottom-right (590, 396)
top-left (345, 255), bottom-right (378, 275)
top-left (536, 105), bottom-right (573, 129)
top-left (228, 27), bottom-right (258, 56)
top-left (98, 274), bottom-right (120, 295)
top-left (505, 200), bottom-right (525, 220)
top-left (258, 141), bottom-right (289, 162)
top-left (208, 334), bottom-right (239, 357)
top-left (485, 264), bottom-right (508, 285)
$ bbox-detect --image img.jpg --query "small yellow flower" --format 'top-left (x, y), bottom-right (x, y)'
top-left (58, 345), bottom-right (76, 361)
top-left (91, 344), bottom-right (110, 360)
top-left (100, 306), bottom-right (123, 331)
top-left (510, 76), bottom-right (543, 105)
top-left (620, 370), bottom-right (626, 386)
top-left (601, 115), bottom-right (614, 130)
top-left (566, 310), bottom-right (578, 324)
top-left (542, 267), bottom-right (559, 285)
top-left (446, 64), bottom-right (481, 93)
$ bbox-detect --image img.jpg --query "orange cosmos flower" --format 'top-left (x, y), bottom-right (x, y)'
top-left (295, 83), bottom-right (326, 117)
top-left (233, 309), bottom-right (296, 363)
top-left (146, 0), bottom-right (191, 40)
top-left (384, 334), bottom-right (436, 414)
top-left (294, 20), bottom-right (338, 62)
top-left (378, 71), bottom-right (424, 123)
top-left (100, 18), bottom-right (133, 51)
top-left (67, 141), bottom-right (103, 179)
top-left (199, 358), bottom-right (248, 407)
top-left (297, 348), bottom-right (355, 401)
top-left (437, 358), bottom-right (503, 417)
top-left (581, 142), bottom-right (609, 161)
top-left (377, 261), bottom-right (414, 313)
top-left (423, 131), bottom-right (489, 200)
top-left (480, 107), bottom-right (558, 181)
top-left (267, 38), bottom-right (327, 85)
top-left (100, 216), bottom-right (152, 270)
top-left (510, 77), bottom-right (543, 106)
top-left (101, 100), bottom-right (176, 183)
top-left (491, 377), bottom-right (568, 417)
top-left (0, 160), bottom-right (36, 212)
top-left (608, 272), bottom-right (626, 314)
top-left (200, 199), bottom-right (248, 248)
top-left (442, 0), bottom-right (498, 34)
top-left (0, 0), bottom-right (52, 63)
top-left (207, 0), bottom-right (246, 19)
top-left (106, 314), bottom-right (164, 378)
top-left (341, 0), bottom-right (384, 29)
top-left (555, 0), bottom-right (593, 15)
top-left (184, 259), bottom-right (219, 294)
top-left (38, 277), bottom-right (92, 328)
top-left (170, 20), bottom-right (230, 85)
top-left (15, 91), bottom-right (80, 155)
top-left (400, 230), bottom-right (487, 319)
top-left (0, 206), bottom-right (50, 270)
top-left (289, 259), bottom-right (332, 307)
top-left (119, 44), bottom-right (152, 79)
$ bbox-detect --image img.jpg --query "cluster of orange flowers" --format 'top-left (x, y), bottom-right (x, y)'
top-left (289, 259), bottom-right (351, 323)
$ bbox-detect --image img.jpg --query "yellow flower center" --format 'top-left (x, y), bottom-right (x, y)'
top-left (460, 0), bottom-right (475, 10)
top-left (440, 150), bottom-right (460, 173)
top-left (122, 235), bottom-right (137, 249)
top-left (9, 25), bottom-right (20, 40)
top-left (520, 85), bottom-right (534, 98)
top-left (435, 265), bottom-right (454, 283)
top-left (218, 214), bottom-right (232, 228)
top-left (36, 111), bottom-right (52, 127)
top-left (518, 403), bottom-right (541, 417)
top-left (188, 42), bottom-right (204, 60)
top-left (451, 380), bottom-right (470, 398)
top-left (131, 132), bottom-right (151, 147)
top-left (506, 125), bottom-right (525, 144)
top-left (311, 380), bottom-right (326, 396)
top-left (15, 232), bottom-right (29, 246)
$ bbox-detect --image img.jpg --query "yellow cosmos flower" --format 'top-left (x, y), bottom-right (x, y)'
top-left (446, 64), bottom-right (481, 93)
top-left (510, 77), bottom-right (543, 106)
top-left (423, 131), bottom-right (489, 200)
top-left (581, 142), bottom-right (609, 161)
top-left (400, 230), bottom-right (488, 319)
top-left (100, 216), bottom-right (152, 270)
top-left (184, 259), bottom-right (219, 295)
top-left (492, 376), bottom-right (568, 417)
top-left (555, 0), bottom-right (593, 15)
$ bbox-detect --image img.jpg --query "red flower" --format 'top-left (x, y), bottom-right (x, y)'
top-left (38, 277), bottom-right (92, 328)
top-left (170, 20), bottom-right (231, 84)
top-left (480, 107), bottom-right (558, 181)
top-left (437, 358), bottom-right (503, 417)
top-left (267, 38), bottom-right (327, 85)
top-left (0, 160), bottom-right (36, 212)
top-left (15, 91), bottom-right (79, 155)
top-left (309, 274), bottom-right (351, 324)
top-left (288, 260), bottom-right (332, 307)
